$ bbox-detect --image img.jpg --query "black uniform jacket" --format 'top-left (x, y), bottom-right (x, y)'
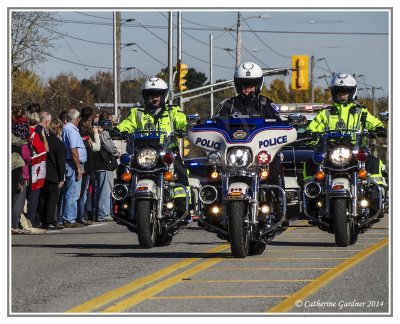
top-left (46, 134), bottom-right (67, 184)
top-left (214, 94), bottom-right (281, 121)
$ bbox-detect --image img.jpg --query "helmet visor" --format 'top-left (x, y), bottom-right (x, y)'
top-left (237, 78), bottom-right (260, 88)
top-left (331, 86), bottom-right (354, 97)
top-left (142, 89), bottom-right (167, 97)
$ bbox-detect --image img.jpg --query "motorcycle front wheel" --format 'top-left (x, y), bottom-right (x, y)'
top-left (136, 200), bottom-right (157, 248)
top-left (228, 201), bottom-right (250, 258)
top-left (332, 198), bottom-right (351, 247)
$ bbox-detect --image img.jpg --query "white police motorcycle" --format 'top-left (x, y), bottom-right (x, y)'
top-left (188, 117), bottom-right (297, 258)
top-left (111, 130), bottom-right (201, 248)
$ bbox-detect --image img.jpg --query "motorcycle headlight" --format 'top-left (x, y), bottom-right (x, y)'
top-left (136, 147), bottom-right (158, 168)
top-left (227, 147), bottom-right (252, 169)
top-left (329, 146), bottom-right (352, 167)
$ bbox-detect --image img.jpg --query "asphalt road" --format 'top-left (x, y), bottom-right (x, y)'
top-left (10, 216), bottom-right (390, 315)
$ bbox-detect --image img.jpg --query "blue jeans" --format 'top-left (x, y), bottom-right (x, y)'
top-left (78, 173), bottom-right (91, 221)
top-left (26, 186), bottom-right (41, 227)
top-left (94, 170), bottom-right (114, 219)
top-left (62, 163), bottom-right (82, 223)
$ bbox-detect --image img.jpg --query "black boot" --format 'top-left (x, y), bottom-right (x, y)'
top-left (174, 197), bottom-right (192, 223)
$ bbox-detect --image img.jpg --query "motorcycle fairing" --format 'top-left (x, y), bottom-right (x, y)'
top-left (189, 118), bottom-right (297, 164)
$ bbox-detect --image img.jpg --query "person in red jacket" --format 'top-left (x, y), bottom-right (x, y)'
top-left (26, 110), bottom-right (50, 228)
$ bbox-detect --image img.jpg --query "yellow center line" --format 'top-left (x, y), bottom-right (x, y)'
top-left (266, 249), bottom-right (364, 252)
top-left (102, 257), bottom-right (225, 312)
top-left (225, 257), bottom-right (349, 260)
top-left (100, 222), bottom-right (309, 312)
top-left (204, 267), bottom-right (333, 271)
top-left (66, 244), bottom-right (229, 313)
top-left (266, 238), bottom-right (388, 313)
top-left (149, 295), bottom-right (291, 300)
top-left (181, 279), bottom-right (314, 283)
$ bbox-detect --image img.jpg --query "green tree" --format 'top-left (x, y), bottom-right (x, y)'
top-left (44, 73), bottom-right (95, 115)
top-left (262, 78), bottom-right (290, 103)
top-left (12, 69), bottom-right (45, 107)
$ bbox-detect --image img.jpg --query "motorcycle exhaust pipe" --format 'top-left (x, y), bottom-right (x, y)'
top-left (199, 185), bottom-right (218, 204)
top-left (304, 182), bottom-right (322, 199)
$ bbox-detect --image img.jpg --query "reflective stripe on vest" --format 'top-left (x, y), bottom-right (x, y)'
top-left (324, 109), bottom-right (331, 131)
top-left (173, 186), bottom-right (191, 202)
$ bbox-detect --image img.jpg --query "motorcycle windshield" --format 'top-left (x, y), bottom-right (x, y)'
top-left (129, 130), bottom-right (172, 150)
top-left (320, 129), bottom-right (365, 148)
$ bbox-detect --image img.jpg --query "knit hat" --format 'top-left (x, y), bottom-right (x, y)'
top-left (12, 117), bottom-right (29, 139)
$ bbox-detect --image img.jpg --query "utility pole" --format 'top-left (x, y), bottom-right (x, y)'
top-left (310, 55), bottom-right (315, 103)
top-left (371, 86), bottom-right (377, 157)
top-left (113, 11), bottom-right (121, 117)
top-left (177, 11), bottom-right (183, 109)
top-left (168, 11), bottom-right (174, 105)
top-left (209, 33), bottom-right (214, 116)
top-left (235, 12), bottom-right (241, 69)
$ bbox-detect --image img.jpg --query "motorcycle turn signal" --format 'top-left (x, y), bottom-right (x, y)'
top-left (315, 170), bottom-right (325, 181)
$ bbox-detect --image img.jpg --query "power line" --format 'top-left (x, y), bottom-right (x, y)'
top-left (239, 13), bottom-right (290, 59)
top-left (159, 12), bottom-right (234, 68)
top-left (51, 18), bottom-right (388, 36)
top-left (142, 14), bottom-right (232, 70)
top-left (62, 37), bottom-right (95, 76)
top-left (74, 11), bottom-right (113, 20)
top-left (227, 30), bottom-right (270, 68)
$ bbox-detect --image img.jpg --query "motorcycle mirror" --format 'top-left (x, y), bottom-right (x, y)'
top-left (378, 111), bottom-right (389, 122)
top-left (187, 113), bottom-right (201, 126)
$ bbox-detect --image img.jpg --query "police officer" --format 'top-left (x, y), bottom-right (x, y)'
top-left (116, 77), bottom-right (190, 220)
top-left (214, 62), bottom-right (284, 188)
top-left (304, 73), bottom-right (387, 213)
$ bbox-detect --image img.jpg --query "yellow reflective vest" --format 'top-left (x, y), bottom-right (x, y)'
top-left (307, 102), bottom-right (383, 132)
top-left (116, 105), bottom-right (187, 134)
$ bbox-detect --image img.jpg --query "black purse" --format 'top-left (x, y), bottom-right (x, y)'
top-left (93, 141), bottom-right (118, 171)
top-left (98, 142), bottom-right (118, 171)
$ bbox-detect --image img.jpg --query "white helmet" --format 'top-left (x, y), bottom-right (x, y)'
top-left (141, 77), bottom-right (169, 109)
top-left (330, 73), bottom-right (357, 103)
top-left (234, 62), bottom-right (264, 95)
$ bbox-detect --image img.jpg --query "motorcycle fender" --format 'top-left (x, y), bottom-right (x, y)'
top-left (132, 179), bottom-right (157, 200)
top-left (328, 178), bottom-right (351, 198)
top-left (227, 182), bottom-right (249, 200)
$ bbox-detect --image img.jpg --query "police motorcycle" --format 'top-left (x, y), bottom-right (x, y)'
top-left (111, 128), bottom-right (201, 248)
top-left (302, 122), bottom-right (388, 247)
top-left (188, 117), bottom-right (297, 258)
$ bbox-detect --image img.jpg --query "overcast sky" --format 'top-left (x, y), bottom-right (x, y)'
top-left (27, 9), bottom-right (390, 99)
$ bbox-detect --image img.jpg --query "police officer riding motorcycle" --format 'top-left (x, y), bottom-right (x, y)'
top-left (111, 77), bottom-right (192, 248)
top-left (190, 62), bottom-right (296, 258)
top-left (302, 73), bottom-right (388, 246)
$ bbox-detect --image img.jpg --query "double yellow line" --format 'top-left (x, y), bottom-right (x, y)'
top-left (67, 223), bottom-right (388, 313)
top-left (66, 244), bottom-right (230, 313)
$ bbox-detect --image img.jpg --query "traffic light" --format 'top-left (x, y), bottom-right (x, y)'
top-left (291, 55), bottom-right (309, 90)
top-left (175, 62), bottom-right (188, 92)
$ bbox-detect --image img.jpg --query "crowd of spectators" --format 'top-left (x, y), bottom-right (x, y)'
top-left (11, 104), bottom-right (120, 234)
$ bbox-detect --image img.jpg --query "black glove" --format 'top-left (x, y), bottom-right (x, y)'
top-left (375, 127), bottom-right (387, 137)
top-left (175, 131), bottom-right (186, 138)
top-left (299, 130), bottom-right (316, 140)
top-left (120, 131), bottom-right (129, 139)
